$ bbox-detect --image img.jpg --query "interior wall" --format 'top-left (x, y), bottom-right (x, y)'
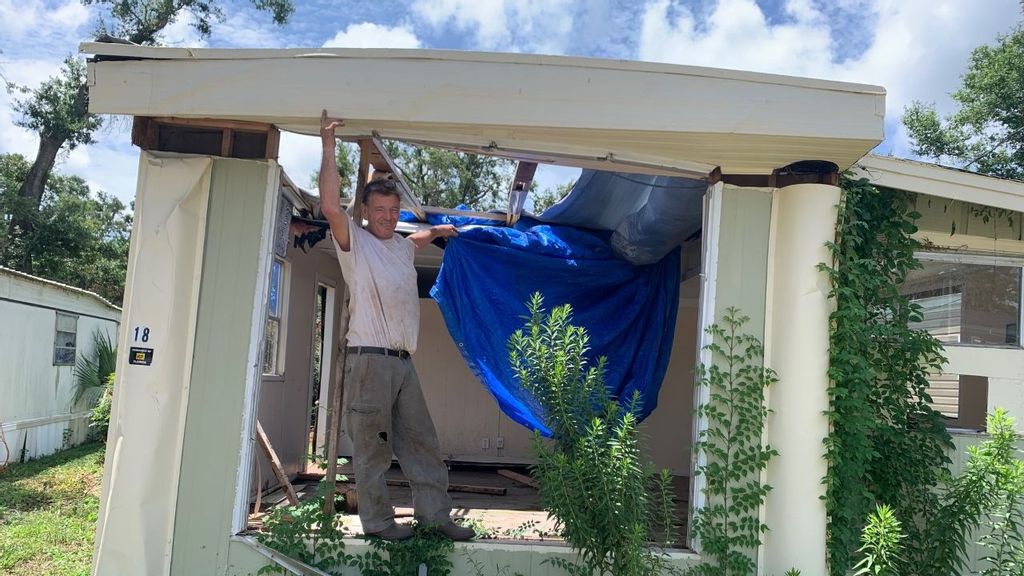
top-left (413, 283), bottom-right (700, 473)
top-left (640, 276), bottom-right (700, 474)
top-left (256, 243), bottom-right (344, 489)
top-left (415, 300), bottom-right (526, 462)
top-left (297, 241), bottom-right (701, 474)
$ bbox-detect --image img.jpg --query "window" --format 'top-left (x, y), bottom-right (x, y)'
top-left (901, 253), bottom-right (1023, 347)
top-left (923, 372), bottom-right (988, 430)
top-left (262, 258), bottom-right (287, 375)
top-left (54, 312), bottom-right (78, 365)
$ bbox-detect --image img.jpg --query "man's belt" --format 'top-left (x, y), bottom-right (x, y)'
top-left (346, 346), bottom-right (411, 360)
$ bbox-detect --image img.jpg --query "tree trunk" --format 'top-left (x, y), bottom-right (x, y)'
top-left (9, 136), bottom-right (64, 273)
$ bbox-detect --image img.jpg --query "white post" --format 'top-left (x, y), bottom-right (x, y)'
top-left (762, 182), bottom-right (839, 576)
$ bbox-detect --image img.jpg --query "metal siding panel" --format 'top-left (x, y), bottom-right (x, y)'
top-left (170, 158), bottom-right (274, 576)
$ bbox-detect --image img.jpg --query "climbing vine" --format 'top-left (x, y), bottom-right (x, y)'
top-left (821, 176), bottom-right (952, 575)
top-left (688, 308), bottom-right (777, 576)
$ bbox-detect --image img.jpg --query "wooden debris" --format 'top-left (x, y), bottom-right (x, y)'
top-left (385, 479), bottom-right (507, 496)
top-left (256, 420), bottom-right (299, 506)
top-left (497, 469), bottom-right (539, 489)
top-left (327, 475), bottom-right (508, 496)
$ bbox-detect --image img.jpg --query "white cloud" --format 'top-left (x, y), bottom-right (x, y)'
top-left (323, 22), bottom-right (422, 49)
top-left (637, 0), bottom-right (1023, 159)
top-left (0, 0), bottom-right (90, 41)
top-left (69, 139), bottom-right (140, 206)
top-left (836, 0), bottom-right (1021, 155)
top-left (0, 59), bottom-right (65, 159)
top-left (639, 0), bottom-right (834, 76)
top-left (156, 10), bottom-right (209, 47)
top-left (411, 0), bottom-right (576, 53)
top-left (277, 131), bottom-right (325, 192)
top-left (204, 9), bottom-right (301, 49)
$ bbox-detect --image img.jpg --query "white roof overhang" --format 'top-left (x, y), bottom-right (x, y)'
top-left (854, 155), bottom-right (1024, 213)
top-left (81, 43), bottom-right (885, 177)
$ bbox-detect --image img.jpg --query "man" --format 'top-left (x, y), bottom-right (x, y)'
top-left (318, 111), bottom-right (474, 542)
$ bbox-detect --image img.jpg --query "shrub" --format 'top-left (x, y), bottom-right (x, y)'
top-left (853, 504), bottom-right (904, 576)
top-left (508, 293), bottom-right (678, 576)
top-left (88, 373), bottom-right (115, 441)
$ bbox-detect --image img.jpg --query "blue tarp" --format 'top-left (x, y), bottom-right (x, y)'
top-left (430, 221), bottom-right (680, 436)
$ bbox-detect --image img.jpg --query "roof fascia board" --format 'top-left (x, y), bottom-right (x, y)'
top-left (85, 57), bottom-right (883, 140)
top-left (79, 42), bottom-right (884, 95)
top-left (855, 155), bottom-right (1024, 213)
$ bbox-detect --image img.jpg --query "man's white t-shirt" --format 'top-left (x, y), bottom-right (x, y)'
top-left (333, 216), bottom-right (420, 354)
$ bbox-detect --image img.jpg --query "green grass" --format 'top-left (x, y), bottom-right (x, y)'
top-left (0, 443), bottom-right (104, 576)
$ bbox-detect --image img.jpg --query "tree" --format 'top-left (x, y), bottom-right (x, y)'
top-left (5, 57), bottom-right (101, 271)
top-left (904, 9), bottom-right (1024, 179)
top-left (83, 0), bottom-right (293, 45)
top-left (310, 141), bottom-right (357, 196)
top-left (4, 0), bottom-right (293, 283)
top-left (383, 141), bottom-right (515, 210)
top-left (531, 180), bottom-right (574, 213)
top-left (0, 153), bottom-right (132, 305)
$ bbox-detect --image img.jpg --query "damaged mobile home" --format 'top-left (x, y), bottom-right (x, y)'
top-left (80, 41), bottom-right (1024, 576)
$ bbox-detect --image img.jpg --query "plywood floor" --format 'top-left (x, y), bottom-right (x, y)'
top-left (250, 463), bottom-right (689, 546)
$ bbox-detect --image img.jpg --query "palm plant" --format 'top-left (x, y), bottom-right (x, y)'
top-left (73, 329), bottom-right (117, 408)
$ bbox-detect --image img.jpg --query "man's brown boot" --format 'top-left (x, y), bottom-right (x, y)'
top-left (367, 522), bottom-right (414, 541)
top-left (436, 520), bottom-right (476, 541)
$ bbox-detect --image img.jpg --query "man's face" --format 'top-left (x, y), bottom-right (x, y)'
top-left (361, 192), bottom-right (401, 240)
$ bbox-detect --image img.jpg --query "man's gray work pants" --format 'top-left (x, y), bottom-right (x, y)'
top-left (343, 352), bottom-right (452, 533)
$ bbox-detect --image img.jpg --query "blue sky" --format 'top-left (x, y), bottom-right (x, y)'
top-left (1, 0), bottom-right (1022, 206)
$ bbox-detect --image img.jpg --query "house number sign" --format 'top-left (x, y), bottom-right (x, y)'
top-left (129, 325), bottom-right (154, 366)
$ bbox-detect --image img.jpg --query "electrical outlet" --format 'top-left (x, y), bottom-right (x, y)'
top-left (495, 436), bottom-right (505, 449)
top-left (481, 437), bottom-right (489, 450)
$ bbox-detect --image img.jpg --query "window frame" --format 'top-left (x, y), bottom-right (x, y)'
top-left (912, 251), bottom-right (1024, 349)
top-left (262, 257), bottom-right (289, 376)
top-left (53, 312), bottom-right (79, 366)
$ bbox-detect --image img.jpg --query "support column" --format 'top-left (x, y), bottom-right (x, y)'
top-left (762, 182), bottom-right (839, 576)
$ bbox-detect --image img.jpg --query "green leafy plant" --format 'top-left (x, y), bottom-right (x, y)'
top-left (88, 373), bottom-right (115, 442)
top-left (853, 504), bottom-right (904, 576)
top-left (73, 329), bottom-right (116, 408)
top-left (462, 549), bottom-right (526, 576)
top-left (348, 526), bottom-right (454, 576)
top-left (924, 408), bottom-right (1024, 576)
top-left (508, 293), bottom-right (679, 576)
top-left (256, 479), bottom-right (455, 576)
top-left (687, 308), bottom-right (777, 576)
top-left (821, 176), bottom-right (952, 575)
top-left (975, 411), bottom-right (1024, 576)
top-left (256, 481), bottom-right (350, 574)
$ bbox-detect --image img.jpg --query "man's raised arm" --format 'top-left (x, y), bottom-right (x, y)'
top-left (318, 110), bottom-right (352, 252)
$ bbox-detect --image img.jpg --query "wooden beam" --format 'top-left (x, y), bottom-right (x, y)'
top-left (506, 161), bottom-right (537, 225)
top-left (357, 478), bottom-right (506, 496)
top-left (265, 127), bottom-right (280, 160)
top-left (497, 468), bottom-right (539, 489)
top-left (384, 479), bottom-right (507, 496)
top-left (256, 420), bottom-right (299, 507)
top-left (221, 128), bottom-right (234, 157)
top-left (130, 116), bottom-right (159, 150)
top-left (148, 116), bottom-right (275, 132)
top-left (327, 474), bottom-right (508, 496)
top-left (322, 285), bottom-right (350, 516)
top-left (354, 139), bottom-right (371, 209)
top-left (369, 136), bottom-right (426, 221)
